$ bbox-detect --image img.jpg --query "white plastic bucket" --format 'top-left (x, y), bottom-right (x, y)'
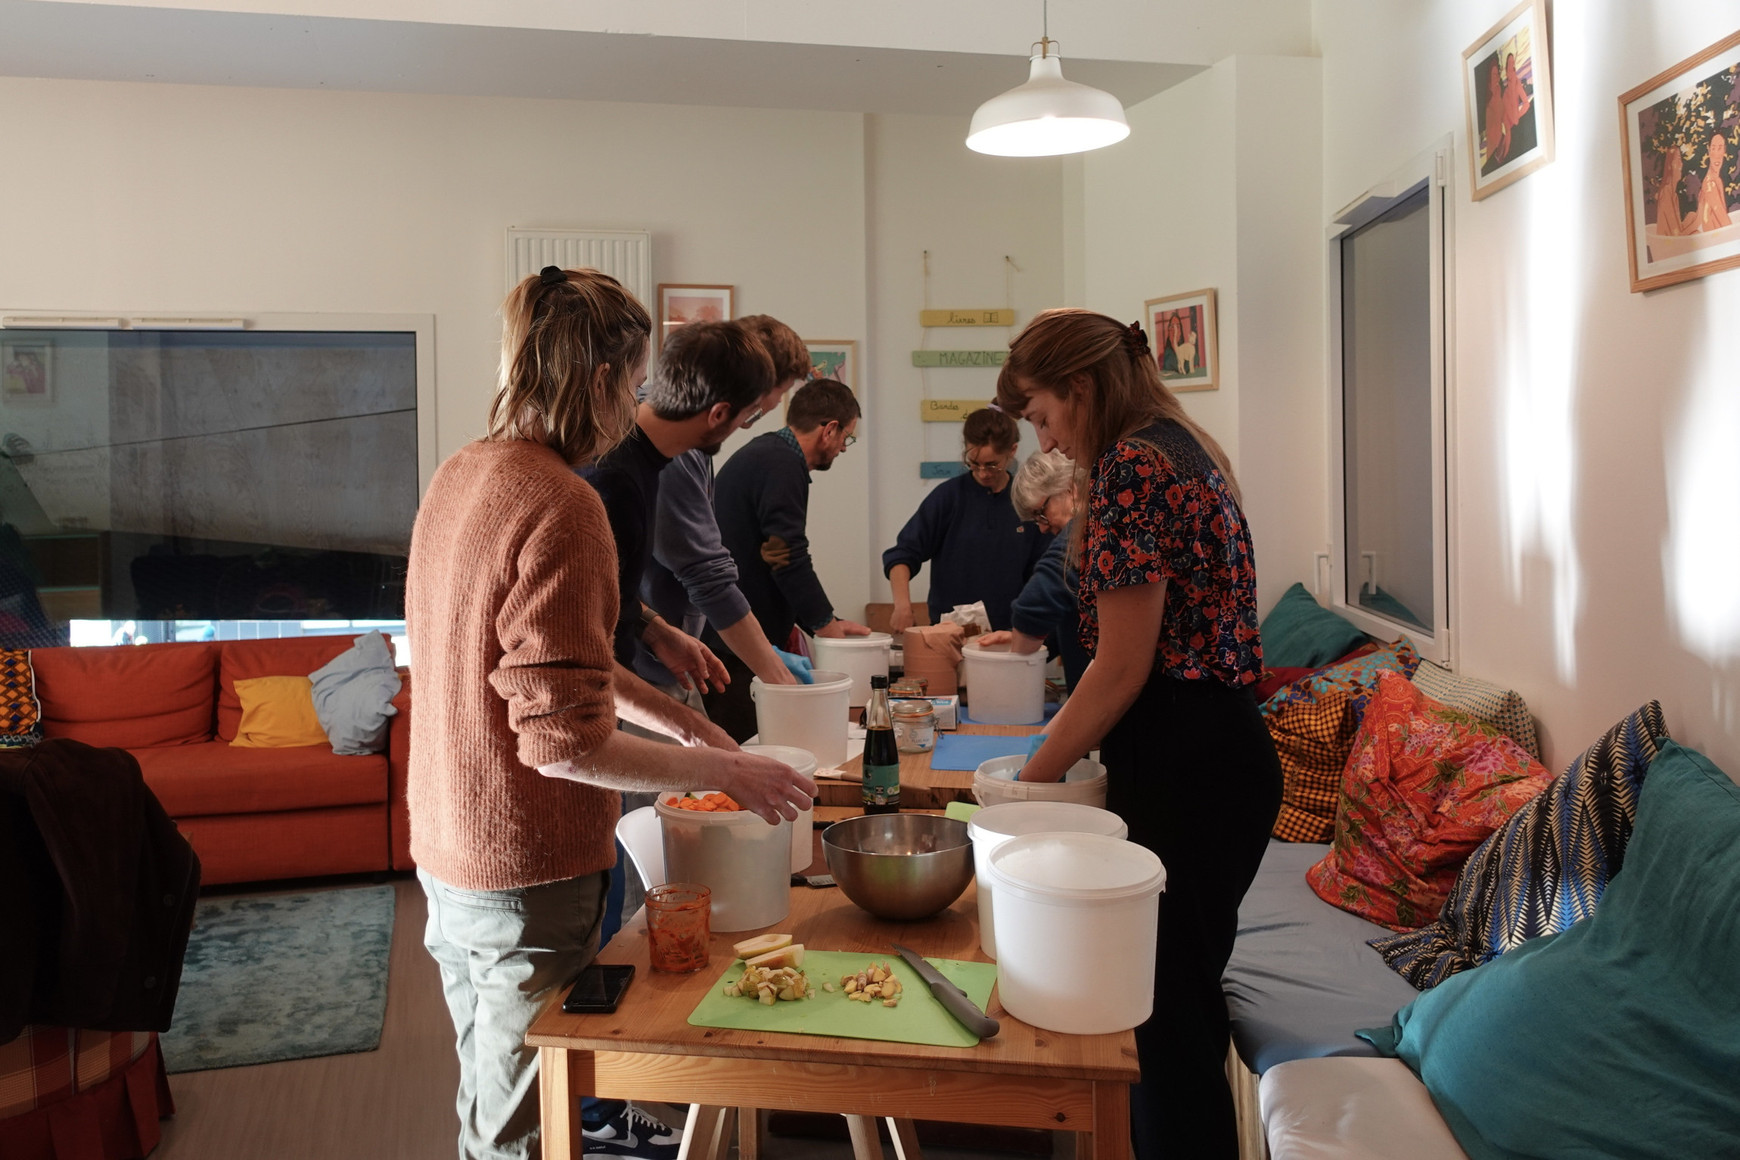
top-left (967, 802), bottom-right (1128, 961)
top-left (655, 793), bottom-right (791, 932)
top-left (741, 744), bottom-right (819, 872)
top-left (751, 669), bottom-right (852, 767)
top-left (809, 633), bottom-right (892, 707)
top-left (985, 832), bottom-right (1166, 1034)
top-left (961, 641), bottom-right (1046, 724)
top-left (973, 755), bottom-right (1109, 810)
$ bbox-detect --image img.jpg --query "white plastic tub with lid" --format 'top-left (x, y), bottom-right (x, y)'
top-left (985, 831), bottom-right (1166, 1033)
top-left (740, 743), bottom-right (818, 872)
top-left (809, 632), bottom-right (892, 708)
top-left (973, 754), bottom-right (1109, 810)
top-left (967, 801), bottom-right (1128, 960)
top-left (961, 640), bottom-right (1046, 724)
top-left (655, 793), bottom-right (791, 932)
top-left (750, 669), bottom-right (851, 767)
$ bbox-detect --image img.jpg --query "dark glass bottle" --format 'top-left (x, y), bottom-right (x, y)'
top-left (862, 675), bottom-right (901, 814)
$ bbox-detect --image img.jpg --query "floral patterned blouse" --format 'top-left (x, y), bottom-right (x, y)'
top-left (1076, 420), bottom-right (1264, 688)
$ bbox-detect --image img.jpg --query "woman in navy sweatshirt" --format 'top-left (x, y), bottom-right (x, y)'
top-left (884, 407), bottom-right (1052, 632)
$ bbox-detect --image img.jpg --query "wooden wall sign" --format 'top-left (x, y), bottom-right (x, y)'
top-left (919, 399), bottom-right (991, 422)
top-left (910, 350), bottom-right (1007, 367)
top-left (920, 461), bottom-right (969, 479)
top-left (918, 309), bottom-right (1015, 327)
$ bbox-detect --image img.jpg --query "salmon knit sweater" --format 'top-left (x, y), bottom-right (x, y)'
top-left (406, 439), bottom-right (621, 890)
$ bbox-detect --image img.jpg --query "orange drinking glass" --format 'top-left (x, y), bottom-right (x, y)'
top-left (645, 883), bottom-right (711, 973)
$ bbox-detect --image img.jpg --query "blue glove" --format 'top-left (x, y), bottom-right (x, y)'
top-left (773, 647), bottom-right (815, 684)
top-left (1025, 733), bottom-right (1048, 761)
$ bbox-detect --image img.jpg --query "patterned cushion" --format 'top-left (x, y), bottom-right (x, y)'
top-left (0, 649), bottom-right (39, 749)
top-left (1368, 702), bottom-right (1669, 988)
top-left (1266, 687), bottom-right (1362, 842)
top-left (1261, 638), bottom-right (1420, 722)
top-left (1306, 672), bottom-right (1553, 930)
top-left (1410, 661), bottom-right (1539, 758)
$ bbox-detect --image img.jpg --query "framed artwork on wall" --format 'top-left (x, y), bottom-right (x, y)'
top-left (656, 283), bottom-right (734, 341)
top-left (1462, 0), bottom-right (1555, 201)
top-left (1144, 289), bottom-right (1217, 392)
top-left (0, 339), bottom-right (53, 405)
top-left (1618, 29), bottom-right (1740, 293)
top-left (804, 340), bottom-right (857, 388)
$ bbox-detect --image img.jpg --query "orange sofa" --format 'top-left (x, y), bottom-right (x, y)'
top-left (31, 637), bottom-right (413, 886)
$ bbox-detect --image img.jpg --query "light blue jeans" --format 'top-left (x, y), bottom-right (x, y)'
top-left (419, 868), bottom-right (607, 1160)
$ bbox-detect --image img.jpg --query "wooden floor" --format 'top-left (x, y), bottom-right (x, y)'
top-left (153, 874), bottom-right (1061, 1160)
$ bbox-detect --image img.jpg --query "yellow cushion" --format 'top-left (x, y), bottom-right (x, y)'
top-left (229, 675), bottom-right (328, 749)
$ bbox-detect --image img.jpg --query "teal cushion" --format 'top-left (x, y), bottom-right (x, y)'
top-left (1360, 741), bottom-right (1740, 1159)
top-left (1260, 583), bottom-right (1369, 668)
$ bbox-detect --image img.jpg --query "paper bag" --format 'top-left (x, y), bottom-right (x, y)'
top-left (901, 624), bottom-right (965, 696)
top-left (941, 602), bottom-right (992, 638)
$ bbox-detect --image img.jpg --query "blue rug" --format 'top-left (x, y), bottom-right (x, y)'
top-left (161, 884), bottom-right (395, 1073)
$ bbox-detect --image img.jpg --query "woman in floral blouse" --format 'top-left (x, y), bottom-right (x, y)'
top-left (997, 308), bottom-right (1282, 1160)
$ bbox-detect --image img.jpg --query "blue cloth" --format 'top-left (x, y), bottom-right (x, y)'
top-left (714, 429), bottom-right (836, 644)
top-left (576, 425), bottom-right (671, 666)
top-left (1358, 741), bottom-right (1740, 1160)
top-left (773, 647), bottom-right (814, 684)
top-left (1009, 529), bottom-right (1088, 687)
top-left (928, 733), bottom-right (1034, 771)
top-left (882, 472), bottom-right (1052, 632)
top-left (636, 449), bottom-right (755, 686)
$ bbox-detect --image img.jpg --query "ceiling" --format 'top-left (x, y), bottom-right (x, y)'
top-left (0, 0), bottom-right (1205, 114)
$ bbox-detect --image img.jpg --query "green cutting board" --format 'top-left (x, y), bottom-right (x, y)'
top-left (687, 950), bottom-right (998, 1049)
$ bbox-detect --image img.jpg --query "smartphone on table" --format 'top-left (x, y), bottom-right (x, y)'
top-left (562, 963), bottom-right (635, 1014)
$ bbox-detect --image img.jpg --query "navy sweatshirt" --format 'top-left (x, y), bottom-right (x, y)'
top-left (576, 425), bottom-right (671, 667)
top-left (882, 471), bottom-right (1053, 632)
top-left (1010, 528), bottom-right (1089, 688)
top-left (713, 429), bottom-right (835, 646)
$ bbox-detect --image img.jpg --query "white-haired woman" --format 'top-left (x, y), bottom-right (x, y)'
top-left (976, 449), bottom-right (1089, 687)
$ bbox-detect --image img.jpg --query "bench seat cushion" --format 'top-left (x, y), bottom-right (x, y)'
top-left (132, 741), bottom-right (387, 817)
top-left (1259, 1057), bottom-right (1467, 1160)
top-left (1224, 840), bottom-right (1421, 1074)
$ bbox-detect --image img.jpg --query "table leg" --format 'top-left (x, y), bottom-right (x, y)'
top-left (886, 1116), bottom-right (923, 1160)
top-left (1086, 1081), bottom-right (1130, 1160)
top-left (738, 1106), bottom-right (763, 1160)
top-left (845, 1114), bottom-right (885, 1160)
top-left (678, 1104), bottom-right (735, 1160)
top-left (538, 1047), bottom-right (585, 1160)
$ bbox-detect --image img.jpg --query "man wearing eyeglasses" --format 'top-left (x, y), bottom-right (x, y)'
top-left (708, 376), bottom-right (872, 741)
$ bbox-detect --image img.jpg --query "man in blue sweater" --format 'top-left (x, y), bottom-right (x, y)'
top-left (708, 377), bottom-right (871, 741)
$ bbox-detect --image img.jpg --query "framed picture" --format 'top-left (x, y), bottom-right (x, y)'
top-left (1144, 289), bottom-right (1217, 392)
top-left (1618, 30), bottom-right (1740, 293)
top-left (1462, 0), bottom-right (1555, 201)
top-left (656, 283), bottom-right (733, 341)
top-left (0, 340), bottom-right (52, 405)
top-left (804, 339), bottom-right (857, 388)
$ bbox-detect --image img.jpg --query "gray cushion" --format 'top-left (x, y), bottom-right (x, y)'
top-left (308, 631), bottom-right (401, 755)
top-left (1224, 839), bottom-right (1421, 1074)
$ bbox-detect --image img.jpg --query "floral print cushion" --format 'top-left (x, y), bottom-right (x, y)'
top-left (1306, 671), bottom-right (1553, 930)
top-left (1261, 638), bottom-right (1420, 721)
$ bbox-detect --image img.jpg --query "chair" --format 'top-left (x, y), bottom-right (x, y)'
top-left (613, 807), bottom-right (922, 1160)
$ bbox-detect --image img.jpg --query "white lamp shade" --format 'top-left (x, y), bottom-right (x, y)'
top-left (967, 53), bottom-right (1131, 157)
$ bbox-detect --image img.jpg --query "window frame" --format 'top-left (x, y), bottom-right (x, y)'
top-left (1323, 139), bottom-right (1457, 666)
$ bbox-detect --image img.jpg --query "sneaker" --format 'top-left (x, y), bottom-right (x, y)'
top-left (581, 1101), bottom-right (684, 1159)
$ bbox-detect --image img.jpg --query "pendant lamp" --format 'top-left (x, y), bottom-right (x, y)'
top-left (966, 8), bottom-right (1129, 158)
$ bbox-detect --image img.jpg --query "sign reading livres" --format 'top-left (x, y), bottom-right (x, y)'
top-left (911, 350), bottom-right (1007, 367)
top-left (918, 309), bottom-right (1016, 327)
top-left (919, 399), bottom-right (992, 422)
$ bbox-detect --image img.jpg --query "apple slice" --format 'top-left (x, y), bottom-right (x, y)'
top-left (731, 932), bottom-right (794, 960)
top-left (744, 942), bottom-right (805, 971)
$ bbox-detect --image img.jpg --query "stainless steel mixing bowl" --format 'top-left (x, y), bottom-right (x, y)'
top-left (821, 813), bottom-right (974, 921)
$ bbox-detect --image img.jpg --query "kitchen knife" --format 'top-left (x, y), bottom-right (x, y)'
top-left (891, 943), bottom-right (1000, 1041)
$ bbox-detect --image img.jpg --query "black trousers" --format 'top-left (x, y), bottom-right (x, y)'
top-left (1100, 672), bottom-right (1282, 1160)
top-left (701, 647), bottom-right (760, 744)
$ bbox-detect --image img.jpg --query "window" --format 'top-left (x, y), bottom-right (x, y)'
top-left (1328, 144), bottom-right (1453, 663)
top-left (0, 312), bottom-right (434, 649)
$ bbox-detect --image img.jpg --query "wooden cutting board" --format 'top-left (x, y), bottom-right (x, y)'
top-left (686, 950), bottom-right (997, 1049)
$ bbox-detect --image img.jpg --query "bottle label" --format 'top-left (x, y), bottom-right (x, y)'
top-left (863, 762), bottom-right (900, 807)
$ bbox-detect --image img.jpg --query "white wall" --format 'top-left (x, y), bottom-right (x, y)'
top-left (0, 74), bottom-right (875, 614)
top-left (1075, 56), bottom-right (1326, 616)
top-left (1318, 0), bottom-right (1740, 778)
top-left (862, 113), bottom-right (1065, 611)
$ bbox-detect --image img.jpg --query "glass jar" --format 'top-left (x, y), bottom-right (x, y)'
top-left (891, 699), bottom-right (937, 754)
top-left (890, 677), bottom-right (930, 698)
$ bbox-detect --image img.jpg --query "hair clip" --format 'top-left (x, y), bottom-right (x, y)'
top-left (539, 266), bottom-right (567, 286)
top-left (1125, 320), bottom-right (1150, 355)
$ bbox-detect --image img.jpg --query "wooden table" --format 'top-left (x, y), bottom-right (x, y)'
top-left (527, 865), bottom-right (1138, 1160)
top-left (819, 720), bottom-right (1042, 810)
